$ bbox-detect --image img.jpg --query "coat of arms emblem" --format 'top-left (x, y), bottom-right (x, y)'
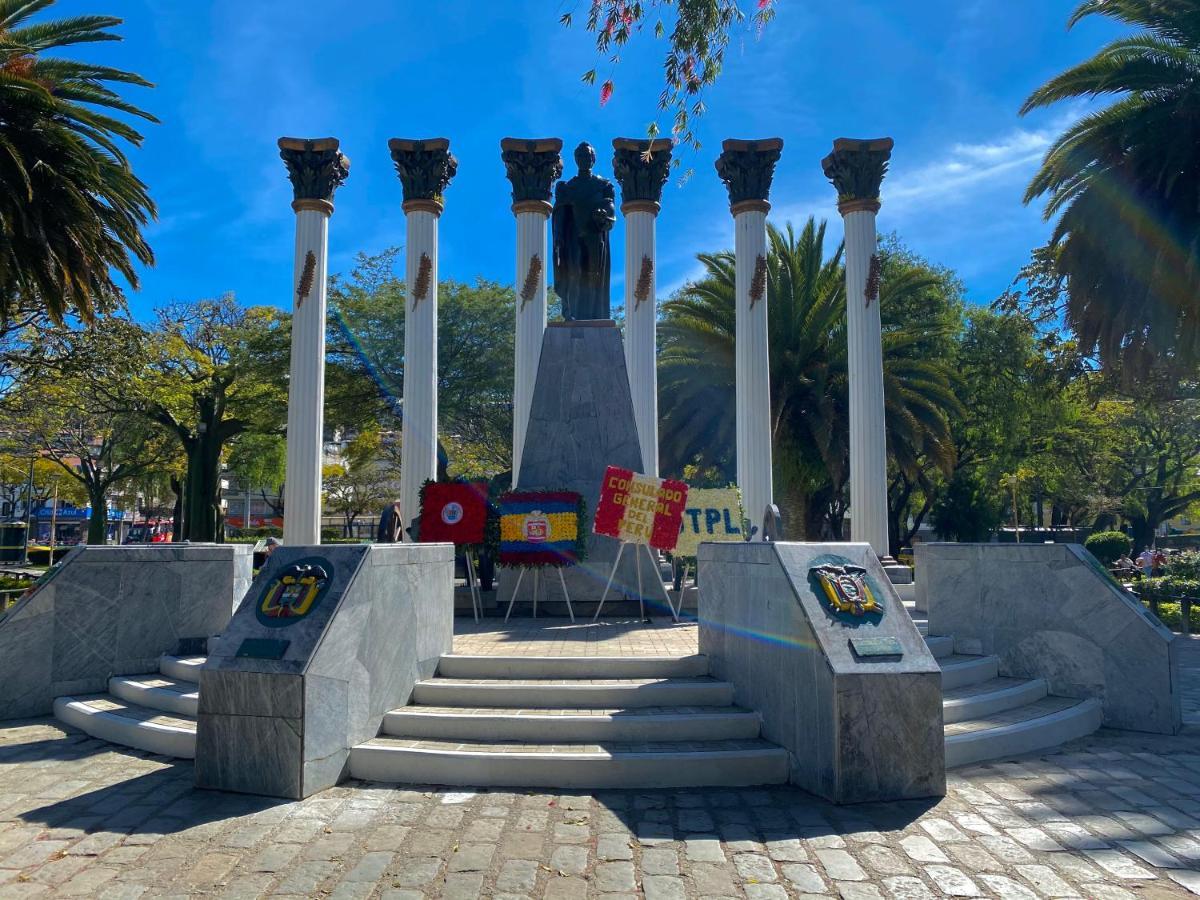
top-left (810, 563), bottom-right (883, 617)
top-left (256, 560), bottom-right (332, 627)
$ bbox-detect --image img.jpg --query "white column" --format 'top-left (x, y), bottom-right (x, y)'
top-left (502, 138), bottom-right (562, 485)
top-left (844, 207), bottom-right (889, 556)
top-left (390, 138), bottom-right (456, 540)
top-left (399, 208), bottom-right (439, 541)
top-left (716, 138), bottom-right (782, 537)
top-left (512, 208), bottom-right (548, 482)
top-left (613, 138), bottom-right (671, 477)
top-left (734, 206), bottom-right (772, 531)
top-left (623, 209), bottom-right (658, 476)
top-left (822, 137), bottom-right (894, 558)
top-left (278, 137), bottom-right (349, 546)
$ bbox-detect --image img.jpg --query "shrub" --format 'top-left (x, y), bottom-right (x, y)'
top-left (1084, 530), bottom-right (1132, 565)
top-left (1169, 550), bottom-right (1200, 579)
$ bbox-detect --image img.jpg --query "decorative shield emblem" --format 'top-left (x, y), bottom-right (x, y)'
top-left (256, 559), bottom-right (333, 628)
top-left (811, 564), bottom-right (883, 617)
top-left (440, 501), bottom-right (464, 525)
top-left (523, 512), bottom-right (550, 543)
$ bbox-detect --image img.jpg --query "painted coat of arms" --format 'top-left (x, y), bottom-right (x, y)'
top-left (811, 563), bottom-right (883, 617)
top-left (256, 560), bottom-right (332, 627)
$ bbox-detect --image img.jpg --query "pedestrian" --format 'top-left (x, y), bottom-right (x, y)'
top-left (1137, 546), bottom-right (1155, 578)
top-left (263, 536), bottom-right (281, 558)
top-left (1153, 547), bottom-right (1167, 577)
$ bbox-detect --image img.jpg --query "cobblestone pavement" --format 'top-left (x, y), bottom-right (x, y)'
top-left (452, 618), bottom-right (698, 658)
top-left (5, 720), bottom-right (1200, 898)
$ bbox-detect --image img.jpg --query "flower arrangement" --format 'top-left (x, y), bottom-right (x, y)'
top-left (418, 480), bottom-right (490, 548)
top-left (498, 490), bottom-right (587, 568)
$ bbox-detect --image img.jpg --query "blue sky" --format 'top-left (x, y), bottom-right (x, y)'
top-left (64, 1), bottom-right (1120, 317)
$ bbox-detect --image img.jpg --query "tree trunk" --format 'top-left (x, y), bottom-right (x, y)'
top-left (86, 488), bottom-right (108, 545)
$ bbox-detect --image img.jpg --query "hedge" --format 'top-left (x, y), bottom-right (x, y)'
top-left (1084, 530), bottom-right (1131, 565)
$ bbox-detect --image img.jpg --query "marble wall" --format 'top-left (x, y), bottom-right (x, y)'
top-left (698, 542), bottom-right (945, 804)
top-left (919, 542), bottom-right (1181, 734)
top-left (0, 545), bottom-right (252, 720)
top-left (196, 543), bottom-right (453, 799)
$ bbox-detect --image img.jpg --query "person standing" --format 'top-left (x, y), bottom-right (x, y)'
top-left (1137, 546), bottom-right (1155, 578)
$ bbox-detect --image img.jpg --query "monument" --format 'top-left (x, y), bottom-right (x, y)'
top-left (500, 139), bottom-right (657, 614)
top-left (552, 142), bottom-right (616, 321)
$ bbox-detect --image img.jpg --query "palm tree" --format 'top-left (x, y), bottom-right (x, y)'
top-left (0, 0), bottom-right (157, 326)
top-left (1022, 0), bottom-right (1200, 373)
top-left (659, 219), bottom-right (959, 541)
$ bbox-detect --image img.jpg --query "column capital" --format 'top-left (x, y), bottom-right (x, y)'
top-left (612, 138), bottom-right (673, 215)
top-left (501, 137), bottom-right (563, 216)
top-left (389, 138), bottom-right (457, 215)
top-left (278, 137), bottom-right (350, 215)
top-left (715, 138), bottom-right (783, 215)
top-left (821, 137), bottom-right (894, 215)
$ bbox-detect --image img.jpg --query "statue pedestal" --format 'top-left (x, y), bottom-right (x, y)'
top-left (499, 321), bottom-right (661, 616)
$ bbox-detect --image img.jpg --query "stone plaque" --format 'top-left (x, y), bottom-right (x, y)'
top-left (849, 636), bottom-right (903, 659)
top-left (236, 638), bottom-right (291, 660)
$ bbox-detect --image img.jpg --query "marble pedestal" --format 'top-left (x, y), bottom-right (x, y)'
top-left (918, 542), bottom-right (1181, 734)
top-left (196, 543), bottom-right (453, 799)
top-left (0, 545), bottom-right (252, 721)
top-left (499, 321), bottom-right (662, 614)
top-left (699, 541), bottom-right (945, 803)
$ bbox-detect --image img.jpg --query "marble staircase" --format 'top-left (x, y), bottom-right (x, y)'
top-left (906, 603), bottom-right (1103, 767)
top-left (50, 608), bottom-right (1105, 777)
top-left (53, 654), bottom-right (202, 759)
top-left (348, 654), bottom-right (790, 789)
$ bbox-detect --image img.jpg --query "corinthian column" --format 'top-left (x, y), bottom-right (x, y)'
top-left (389, 138), bottom-right (457, 540)
top-left (501, 138), bottom-right (562, 484)
top-left (613, 138), bottom-right (672, 477)
top-left (278, 137), bottom-right (349, 546)
top-left (822, 137), bottom-right (894, 561)
top-left (715, 138), bottom-right (782, 537)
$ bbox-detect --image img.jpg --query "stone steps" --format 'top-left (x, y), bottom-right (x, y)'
top-left (353, 654), bottom-right (788, 788)
top-left (917, 609), bottom-right (1103, 767)
top-left (412, 676), bottom-right (735, 709)
top-left (382, 705), bottom-right (763, 742)
top-left (938, 653), bottom-right (1000, 690)
top-left (53, 655), bottom-right (200, 759)
top-left (942, 676), bottom-right (1048, 724)
top-left (944, 696), bottom-right (1103, 768)
top-left (437, 654), bottom-right (710, 680)
top-left (349, 737), bottom-right (789, 789)
top-left (108, 674), bottom-right (199, 717)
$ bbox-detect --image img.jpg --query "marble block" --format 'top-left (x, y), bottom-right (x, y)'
top-left (0, 544), bottom-right (252, 720)
top-left (698, 541), bottom-right (945, 804)
top-left (196, 542), bottom-right (454, 799)
top-left (919, 542), bottom-right (1181, 734)
top-left (499, 321), bottom-right (661, 613)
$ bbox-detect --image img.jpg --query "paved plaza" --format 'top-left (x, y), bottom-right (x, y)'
top-left (2, 620), bottom-right (1200, 899)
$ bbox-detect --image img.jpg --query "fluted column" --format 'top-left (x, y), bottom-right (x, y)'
top-left (501, 138), bottom-right (563, 485)
top-left (389, 138), bottom-right (457, 540)
top-left (278, 137), bottom-right (349, 546)
top-left (823, 137), bottom-right (894, 558)
top-left (613, 138), bottom-right (672, 477)
top-left (716, 139), bottom-right (782, 536)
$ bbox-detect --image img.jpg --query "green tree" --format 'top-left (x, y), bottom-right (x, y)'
top-left (136, 298), bottom-right (288, 542)
top-left (0, 0), bottom-right (156, 326)
top-left (659, 219), bottom-right (959, 543)
top-left (322, 429), bottom-right (395, 537)
top-left (1022, 0), bottom-right (1200, 372)
top-left (226, 432), bottom-right (287, 520)
top-left (328, 250), bottom-right (516, 478)
top-left (6, 369), bottom-right (170, 543)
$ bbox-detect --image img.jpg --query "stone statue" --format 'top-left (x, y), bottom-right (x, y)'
top-left (552, 142), bottom-right (616, 320)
